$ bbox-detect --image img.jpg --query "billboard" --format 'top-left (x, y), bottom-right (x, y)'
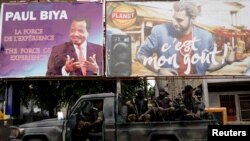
top-left (0, 2), bottom-right (103, 78)
top-left (106, 1), bottom-right (250, 77)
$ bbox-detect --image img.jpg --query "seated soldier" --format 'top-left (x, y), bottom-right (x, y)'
top-left (173, 92), bottom-right (186, 120)
top-left (126, 88), bottom-right (152, 122)
top-left (181, 85), bottom-right (201, 120)
top-left (153, 88), bottom-right (175, 121)
top-left (78, 100), bottom-right (104, 141)
top-left (194, 88), bottom-right (213, 120)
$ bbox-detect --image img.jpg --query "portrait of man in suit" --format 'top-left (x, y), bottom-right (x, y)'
top-left (46, 17), bottom-right (103, 76)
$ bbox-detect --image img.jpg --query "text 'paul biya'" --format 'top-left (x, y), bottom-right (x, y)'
top-left (4, 10), bottom-right (68, 21)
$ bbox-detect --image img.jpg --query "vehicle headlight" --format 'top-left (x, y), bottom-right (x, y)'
top-left (9, 126), bottom-right (24, 139)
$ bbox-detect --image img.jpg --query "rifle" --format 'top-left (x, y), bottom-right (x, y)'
top-left (153, 98), bottom-right (165, 121)
top-left (132, 98), bottom-right (139, 118)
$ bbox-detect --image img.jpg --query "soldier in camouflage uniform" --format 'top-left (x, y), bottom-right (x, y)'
top-left (126, 89), bottom-right (152, 122)
top-left (153, 88), bottom-right (175, 121)
top-left (194, 88), bottom-right (205, 117)
top-left (194, 88), bottom-right (213, 120)
top-left (77, 100), bottom-right (104, 141)
top-left (173, 85), bottom-right (200, 120)
top-left (173, 92), bottom-right (184, 120)
top-left (181, 85), bottom-right (201, 120)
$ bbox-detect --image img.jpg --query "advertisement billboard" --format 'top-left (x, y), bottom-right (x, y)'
top-left (106, 1), bottom-right (250, 77)
top-left (0, 2), bottom-right (103, 78)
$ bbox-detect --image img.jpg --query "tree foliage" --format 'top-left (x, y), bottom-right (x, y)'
top-left (0, 80), bottom-right (7, 97)
top-left (14, 79), bottom-right (146, 117)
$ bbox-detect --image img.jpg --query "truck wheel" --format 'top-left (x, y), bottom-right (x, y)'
top-left (150, 135), bottom-right (178, 141)
top-left (27, 139), bottom-right (44, 141)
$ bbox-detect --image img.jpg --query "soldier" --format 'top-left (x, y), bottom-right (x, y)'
top-left (194, 88), bottom-right (205, 115)
top-left (153, 88), bottom-right (175, 121)
top-left (173, 91), bottom-right (186, 119)
top-left (77, 100), bottom-right (104, 141)
top-left (194, 88), bottom-right (213, 120)
top-left (126, 89), bottom-right (152, 122)
top-left (181, 85), bottom-right (200, 120)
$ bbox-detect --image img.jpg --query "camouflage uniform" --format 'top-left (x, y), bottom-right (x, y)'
top-left (126, 89), bottom-right (152, 122)
top-left (153, 96), bottom-right (175, 121)
top-left (183, 96), bottom-right (198, 113)
top-left (77, 100), bottom-right (104, 141)
top-left (174, 85), bottom-right (200, 120)
top-left (173, 94), bottom-right (185, 119)
top-left (153, 89), bottom-right (175, 121)
top-left (194, 89), bottom-right (212, 120)
top-left (127, 97), bottom-right (152, 122)
top-left (180, 85), bottom-right (200, 120)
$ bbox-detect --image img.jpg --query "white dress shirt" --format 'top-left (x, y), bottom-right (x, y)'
top-left (61, 42), bottom-right (87, 76)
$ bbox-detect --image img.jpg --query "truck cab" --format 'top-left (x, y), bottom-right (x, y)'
top-left (9, 93), bottom-right (115, 141)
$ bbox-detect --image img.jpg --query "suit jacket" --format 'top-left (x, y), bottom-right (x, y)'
top-left (46, 42), bottom-right (103, 76)
top-left (136, 23), bottom-right (213, 75)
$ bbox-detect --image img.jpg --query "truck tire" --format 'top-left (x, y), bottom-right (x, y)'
top-left (23, 135), bottom-right (48, 141)
top-left (27, 139), bottom-right (44, 141)
top-left (150, 135), bottom-right (178, 141)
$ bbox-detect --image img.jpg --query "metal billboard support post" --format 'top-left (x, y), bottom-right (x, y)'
top-left (116, 79), bottom-right (121, 95)
top-left (115, 79), bottom-right (121, 141)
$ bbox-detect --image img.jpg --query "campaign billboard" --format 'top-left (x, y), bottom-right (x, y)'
top-left (0, 2), bottom-right (103, 78)
top-left (106, 1), bottom-right (250, 77)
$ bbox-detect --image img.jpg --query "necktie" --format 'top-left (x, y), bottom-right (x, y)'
top-left (78, 46), bottom-right (87, 76)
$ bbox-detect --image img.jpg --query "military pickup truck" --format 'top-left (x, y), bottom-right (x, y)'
top-left (8, 93), bottom-right (218, 141)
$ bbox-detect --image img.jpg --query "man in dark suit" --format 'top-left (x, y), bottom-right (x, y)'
top-left (46, 18), bottom-right (102, 76)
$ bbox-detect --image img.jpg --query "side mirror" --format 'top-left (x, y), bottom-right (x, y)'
top-left (57, 111), bottom-right (64, 120)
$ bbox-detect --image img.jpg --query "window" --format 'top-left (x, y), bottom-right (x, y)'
top-left (220, 95), bottom-right (237, 121)
top-left (239, 94), bottom-right (250, 121)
